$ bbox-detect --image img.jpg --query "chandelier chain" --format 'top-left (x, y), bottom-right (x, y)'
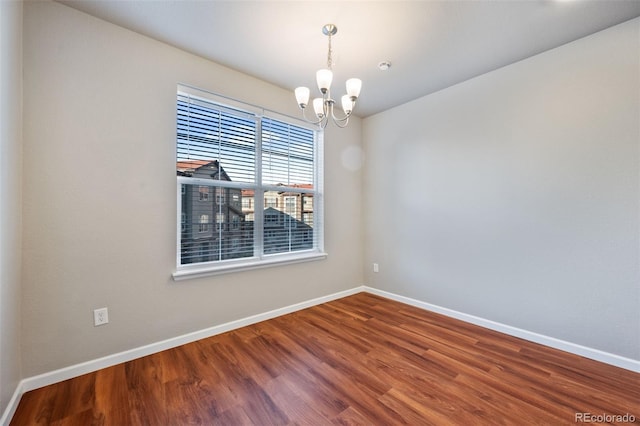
top-left (327, 32), bottom-right (333, 70)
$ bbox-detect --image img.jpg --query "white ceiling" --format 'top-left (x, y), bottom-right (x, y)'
top-left (57, 0), bottom-right (640, 118)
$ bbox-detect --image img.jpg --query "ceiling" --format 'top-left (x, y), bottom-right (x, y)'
top-left (57, 0), bottom-right (640, 118)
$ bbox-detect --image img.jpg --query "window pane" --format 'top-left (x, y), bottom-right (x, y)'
top-left (262, 117), bottom-right (314, 187)
top-left (177, 93), bottom-right (256, 183)
top-left (263, 191), bottom-right (314, 255)
top-left (180, 184), bottom-right (254, 264)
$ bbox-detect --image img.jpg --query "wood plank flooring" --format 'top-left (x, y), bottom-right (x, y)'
top-left (11, 293), bottom-right (640, 425)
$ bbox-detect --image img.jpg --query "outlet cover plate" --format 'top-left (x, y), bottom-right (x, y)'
top-left (94, 307), bottom-right (109, 326)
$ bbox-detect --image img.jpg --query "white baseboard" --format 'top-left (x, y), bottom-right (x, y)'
top-left (364, 286), bottom-right (640, 373)
top-left (0, 381), bottom-right (24, 426)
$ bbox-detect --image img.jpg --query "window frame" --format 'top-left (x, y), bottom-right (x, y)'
top-left (173, 86), bottom-right (326, 280)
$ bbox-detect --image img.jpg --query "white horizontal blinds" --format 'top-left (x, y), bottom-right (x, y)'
top-left (177, 92), bottom-right (256, 183)
top-left (177, 92), bottom-right (257, 265)
top-left (262, 117), bottom-right (314, 187)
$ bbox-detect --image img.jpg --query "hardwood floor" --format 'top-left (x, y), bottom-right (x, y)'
top-left (11, 293), bottom-right (640, 425)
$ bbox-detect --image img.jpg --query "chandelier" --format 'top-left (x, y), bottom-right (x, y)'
top-left (294, 24), bottom-right (362, 129)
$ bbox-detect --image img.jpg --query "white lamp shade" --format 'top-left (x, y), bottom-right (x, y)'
top-left (295, 87), bottom-right (310, 107)
top-left (346, 78), bottom-right (362, 100)
top-left (341, 95), bottom-right (353, 114)
top-left (316, 69), bottom-right (333, 94)
top-left (313, 98), bottom-right (325, 117)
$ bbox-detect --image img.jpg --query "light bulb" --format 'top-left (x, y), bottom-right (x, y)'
top-left (313, 98), bottom-right (325, 118)
top-left (341, 95), bottom-right (353, 114)
top-left (346, 78), bottom-right (362, 101)
top-left (316, 69), bottom-right (333, 94)
top-left (295, 87), bottom-right (310, 108)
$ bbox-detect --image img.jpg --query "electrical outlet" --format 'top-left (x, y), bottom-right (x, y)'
top-left (373, 263), bottom-right (379, 273)
top-left (94, 307), bottom-right (109, 326)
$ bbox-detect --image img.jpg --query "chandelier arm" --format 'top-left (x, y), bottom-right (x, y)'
top-left (332, 116), bottom-right (351, 128)
top-left (323, 93), bottom-right (331, 119)
top-left (300, 105), bottom-right (326, 126)
top-left (330, 107), bottom-right (351, 123)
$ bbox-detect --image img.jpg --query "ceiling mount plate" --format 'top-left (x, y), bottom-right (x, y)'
top-left (322, 24), bottom-right (338, 36)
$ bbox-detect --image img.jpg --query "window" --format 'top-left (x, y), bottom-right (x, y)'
top-left (215, 212), bottom-right (225, 231)
top-left (303, 196), bottom-right (313, 210)
top-left (242, 197), bottom-right (252, 209)
top-left (231, 193), bottom-right (240, 208)
top-left (284, 196), bottom-right (297, 215)
top-left (199, 214), bottom-right (209, 233)
top-left (303, 212), bottom-right (314, 226)
top-left (198, 186), bottom-right (209, 201)
top-left (265, 194), bottom-right (277, 208)
top-left (175, 86), bottom-right (325, 279)
top-left (215, 187), bottom-right (226, 205)
top-left (265, 210), bottom-right (280, 227)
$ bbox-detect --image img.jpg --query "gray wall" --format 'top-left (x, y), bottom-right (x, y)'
top-left (0, 0), bottom-right (23, 417)
top-left (21, 1), bottom-right (363, 377)
top-left (363, 18), bottom-right (640, 361)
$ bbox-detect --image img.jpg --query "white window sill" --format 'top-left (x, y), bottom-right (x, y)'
top-left (172, 251), bottom-right (328, 281)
